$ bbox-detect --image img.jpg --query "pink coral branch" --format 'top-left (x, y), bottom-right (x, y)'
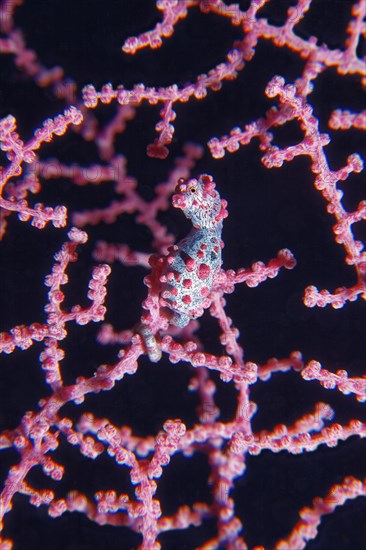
top-left (0, 227), bottom-right (110, 354)
top-left (0, 1), bottom-right (365, 548)
top-left (72, 142), bottom-right (203, 253)
top-left (275, 476), bottom-right (366, 549)
top-left (301, 360), bottom-right (366, 402)
top-left (329, 109), bottom-right (366, 131)
top-left (122, 0), bottom-right (197, 54)
top-left (211, 73), bottom-right (365, 308)
top-left (82, 48), bottom-right (245, 158)
top-left (0, 108), bottom-right (83, 231)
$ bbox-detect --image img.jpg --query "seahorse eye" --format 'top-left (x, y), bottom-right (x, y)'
top-left (190, 187), bottom-right (196, 194)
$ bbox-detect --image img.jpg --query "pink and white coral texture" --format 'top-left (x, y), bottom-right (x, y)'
top-left (0, 1), bottom-right (365, 548)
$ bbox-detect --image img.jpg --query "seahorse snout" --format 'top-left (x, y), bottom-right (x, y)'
top-left (172, 192), bottom-right (187, 209)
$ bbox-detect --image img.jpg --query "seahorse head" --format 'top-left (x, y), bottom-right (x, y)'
top-left (172, 174), bottom-right (228, 229)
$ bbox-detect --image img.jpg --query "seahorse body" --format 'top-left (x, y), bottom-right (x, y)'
top-left (159, 174), bottom-right (228, 327)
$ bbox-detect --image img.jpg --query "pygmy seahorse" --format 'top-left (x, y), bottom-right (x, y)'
top-left (138, 174), bottom-right (228, 362)
top-left (159, 173), bottom-right (228, 327)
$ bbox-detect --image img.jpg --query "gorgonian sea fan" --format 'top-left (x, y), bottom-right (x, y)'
top-left (0, 1), bottom-right (365, 549)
